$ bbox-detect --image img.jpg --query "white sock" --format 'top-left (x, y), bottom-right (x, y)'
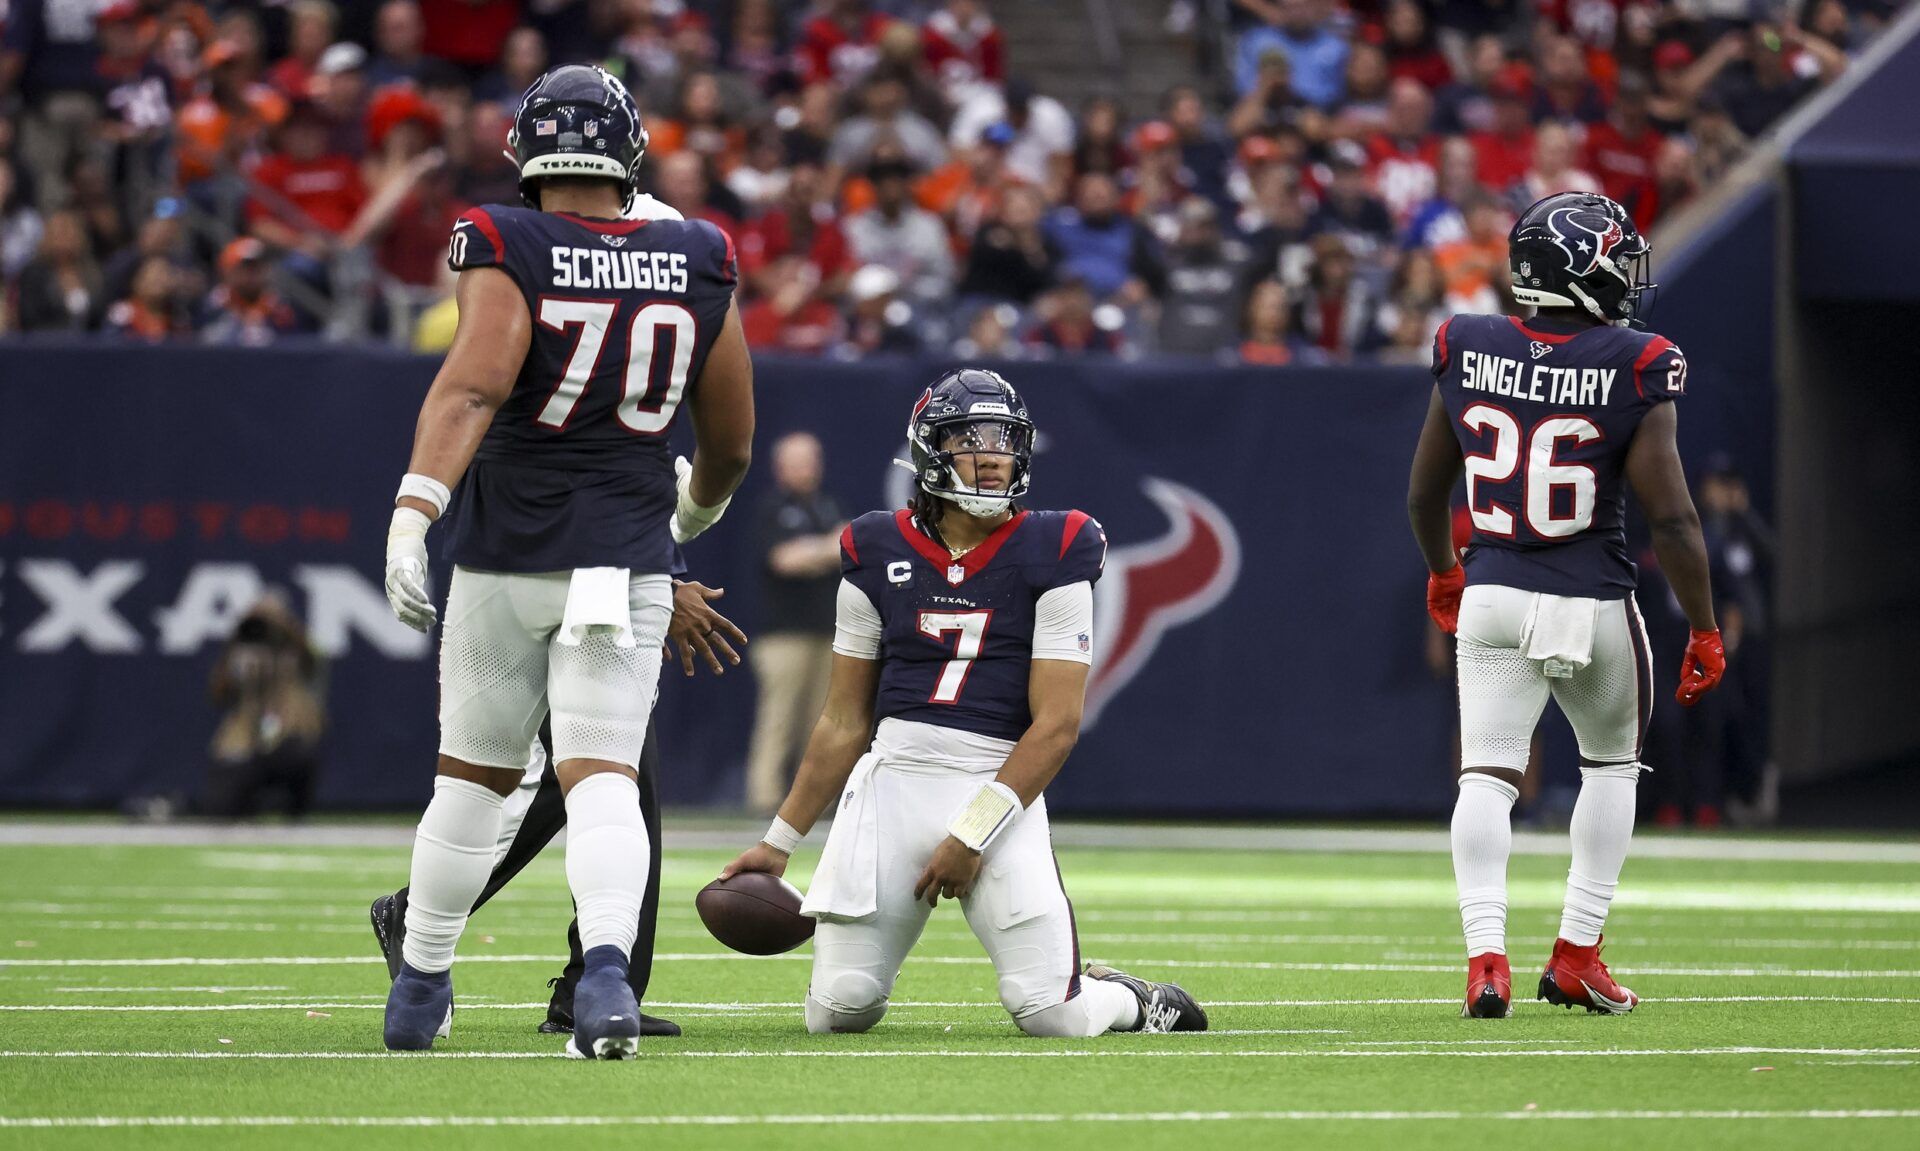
top-left (1015, 981), bottom-right (1142, 1038)
top-left (401, 776), bottom-right (506, 973)
top-left (1560, 763), bottom-right (1640, 945)
top-left (1452, 773), bottom-right (1518, 958)
top-left (564, 772), bottom-right (649, 958)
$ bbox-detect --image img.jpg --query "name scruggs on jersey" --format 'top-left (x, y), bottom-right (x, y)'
top-left (1458, 349), bottom-right (1618, 407)
top-left (550, 246), bottom-right (691, 293)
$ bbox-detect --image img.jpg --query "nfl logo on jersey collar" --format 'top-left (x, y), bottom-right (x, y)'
top-left (892, 509), bottom-right (1031, 586)
top-left (947, 563), bottom-right (966, 585)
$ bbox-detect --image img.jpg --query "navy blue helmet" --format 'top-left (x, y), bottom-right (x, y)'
top-left (906, 369), bottom-right (1035, 518)
top-left (1509, 191), bottom-right (1654, 326)
top-left (507, 65), bottom-right (648, 211)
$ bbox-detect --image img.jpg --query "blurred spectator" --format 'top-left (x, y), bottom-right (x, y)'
top-left (1238, 277), bottom-right (1307, 365)
top-left (1128, 121), bottom-right (1191, 226)
top-left (1149, 197), bottom-right (1254, 357)
top-left (921, 0), bottom-right (1004, 101)
top-left (174, 40), bottom-right (290, 189)
top-left (741, 255), bottom-right (842, 354)
top-left (1698, 457), bottom-right (1777, 827)
top-left (312, 42), bottom-right (373, 156)
top-left (248, 100), bottom-right (365, 257)
top-left (1404, 137), bottom-right (1481, 250)
top-left (1584, 72), bottom-right (1665, 207)
top-left (1237, 0), bottom-right (1350, 107)
top-left (13, 209), bottom-right (101, 331)
top-left (1435, 34), bottom-right (1512, 135)
top-left (1228, 48), bottom-right (1316, 141)
top-left (798, 0), bottom-right (892, 88)
top-left (1631, 136), bottom-right (1700, 230)
top-left (268, 1), bottom-right (341, 99)
top-left (2, 0), bottom-right (105, 210)
top-left (1531, 36), bottom-right (1608, 127)
top-left (829, 72), bottom-right (946, 172)
top-left (68, 154), bottom-right (129, 257)
top-left (951, 302), bottom-right (1023, 359)
top-left (1238, 158), bottom-right (1312, 288)
top-left (1026, 275), bottom-right (1125, 356)
top-left (738, 158), bottom-right (851, 295)
top-left (651, 68), bottom-right (749, 174)
top-left (959, 182), bottom-right (1055, 303)
top-left (1433, 194), bottom-right (1509, 313)
top-left (1045, 172), bottom-right (1152, 302)
top-left (1368, 79), bottom-right (1442, 225)
top-left (782, 81), bottom-right (841, 167)
top-left (204, 591), bottom-right (327, 821)
top-left (1072, 96), bottom-right (1133, 179)
top-left (1516, 122), bottom-right (1601, 207)
top-left (918, 123), bottom-right (1011, 242)
top-left (418, 0), bottom-right (521, 74)
top-left (1706, 22), bottom-right (1846, 138)
top-left (744, 432), bottom-right (845, 814)
top-left (1470, 74), bottom-right (1538, 192)
top-left (97, 0), bottom-right (174, 215)
top-left (1332, 41), bottom-right (1395, 137)
top-left (1295, 233), bottom-right (1375, 360)
top-left (1381, 0), bottom-right (1454, 89)
top-left (950, 77), bottom-right (1075, 190)
top-left (103, 253), bottom-right (193, 340)
top-left (367, 0), bottom-right (427, 89)
top-left (654, 151), bottom-right (744, 236)
top-left (475, 27), bottom-right (550, 109)
top-left (199, 238), bottom-right (302, 344)
top-left (1165, 84), bottom-right (1234, 206)
top-left (1648, 40), bottom-right (1702, 133)
top-left (843, 157), bottom-right (954, 303)
top-left (101, 198), bottom-right (200, 305)
top-left (1374, 247), bottom-right (1447, 354)
top-left (0, 158), bottom-right (44, 282)
top-left (840, 264), bottom-right (923, 356)
top-left (1309, 143), bottom-right (1395, 254)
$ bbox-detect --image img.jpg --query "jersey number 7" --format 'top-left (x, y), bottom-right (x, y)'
top-left (917, 610), bottom-right (993, 704)
top-left (534, 297), bottom-right (695, 435)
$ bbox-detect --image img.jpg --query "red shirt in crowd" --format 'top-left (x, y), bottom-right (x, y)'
top-left (922, 8), bottom-right (1004, 89)
top-left (1367, 133), bottom-right (1441, 224)
top-left (419, 0), bottom-right (520, 68)
top-left (1386, 47), bottom-right (1454, 90)
top-left (738, 208), bottom-right (851, 283)
top-left (797, 12), bottom-right (891, 86)
top-left (1583, 119), bottom-right (1665, 204)
top-left (1469, 128), bottom-right (1535, 192)
top-left (248, 154), bottom-right (366, 234)
top-left (741, 297), bottom-right (842, 354)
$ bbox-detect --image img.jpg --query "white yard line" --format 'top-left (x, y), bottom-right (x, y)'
top-left (1, 1047), bottom-right (1918, 1061)
top-left (1, 1110), bottom-right (1918, 1129)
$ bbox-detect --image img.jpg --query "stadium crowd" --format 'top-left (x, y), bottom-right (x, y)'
top-left (0, 0), bottom-right (1897, 358)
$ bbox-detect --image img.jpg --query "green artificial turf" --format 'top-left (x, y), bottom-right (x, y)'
top-left (1, 831), bottom-right (1916, 1149)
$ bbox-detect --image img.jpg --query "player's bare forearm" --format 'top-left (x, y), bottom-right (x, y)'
top-left (686, 301), bottom-right (755, 508)
top-left (994, 660), bottom-right (1088, 807)
top-left (1408, 386), bottom-right (1464, 573)
top-left (1625, 402), bottom-right (1717, 631)
top-left (776, 654), bottom-right (879, 833)
top-left (402, 268), bottom-right (530, 510)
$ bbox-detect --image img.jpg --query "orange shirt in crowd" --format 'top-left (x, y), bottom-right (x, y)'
top-left (174, 86), bottom-right (289, 183)
top-left (1433, 237), bottom-right (1508, 299)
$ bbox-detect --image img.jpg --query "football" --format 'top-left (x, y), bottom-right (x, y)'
top-left (695, 872), bottom-right (815, 955)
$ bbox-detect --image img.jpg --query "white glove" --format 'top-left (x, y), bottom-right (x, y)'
top-left (385, 507), bottom-right (437, 631)
top-left (671, 455), bottom-right (732, 545)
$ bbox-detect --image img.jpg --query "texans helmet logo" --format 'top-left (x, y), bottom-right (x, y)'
top-left (1546, 206), bottom-right (1626, 277)
top-left (1084, 478), bottom-right (1241, 728)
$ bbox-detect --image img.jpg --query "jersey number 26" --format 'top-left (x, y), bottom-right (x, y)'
top-left (1460, 404), bottom-right (1601, 539)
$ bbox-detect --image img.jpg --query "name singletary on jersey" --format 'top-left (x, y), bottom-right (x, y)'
top-left (1432, 313), bottom-right (1686, 599)
top-left (441, 205), bottom-right (737, 574)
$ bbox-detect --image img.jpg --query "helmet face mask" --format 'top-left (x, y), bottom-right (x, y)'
top-left (1508, 192), bottom-right (1657, 326)
top-left (906, 370), bottom-right (1035, 521)
top-left (507, 65), bottom-right (648, 212)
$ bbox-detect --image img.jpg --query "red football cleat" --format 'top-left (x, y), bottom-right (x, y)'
top-left (1539, 937), bottom-right (1638, 1014)
top-left (1462, 952), bottom-right (1512, 1018)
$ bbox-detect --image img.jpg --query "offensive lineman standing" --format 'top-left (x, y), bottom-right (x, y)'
top-left (380, 64), bottom-right (753, 1058)
top-left (1408, 192), bottom-right (1725, 1019)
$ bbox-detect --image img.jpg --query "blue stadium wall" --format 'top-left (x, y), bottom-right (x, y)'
top-left (0, 337), bottom-right (1764, 816)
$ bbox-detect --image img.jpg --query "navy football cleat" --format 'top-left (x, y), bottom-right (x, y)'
top-left (1084, 964), bottom-right (1209, 1032)
top-left (542, 973), bottom-right (681, 1037)
top-left (383, 963), bottom-right (453, 1051)
top-left (564, 946), bottom-right (642, 1060)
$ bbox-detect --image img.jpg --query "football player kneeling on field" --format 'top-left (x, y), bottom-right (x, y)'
top-left (719, 369), bottom-right (1207, 1037)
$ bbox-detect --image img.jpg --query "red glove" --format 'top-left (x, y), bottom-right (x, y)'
top-left (1426, 564), bottom-right (1466, 635)
top-left (1676, 628), bottom-right (1726, 707)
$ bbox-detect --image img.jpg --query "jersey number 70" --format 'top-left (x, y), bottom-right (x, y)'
top-left (534, 297), bottom-right (695, 435)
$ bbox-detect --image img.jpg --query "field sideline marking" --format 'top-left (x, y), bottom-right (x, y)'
top-left (10, 954), bottom-right (1920, 979)
top-left (3, 1047), bottom-right (1916, 1061)
top-left (1, 1110), bottom-right (1918, 1129)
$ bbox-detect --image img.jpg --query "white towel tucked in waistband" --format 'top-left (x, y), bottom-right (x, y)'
top-left (557, 567), bottom-right (635, 648)
top-left (801, 753), bottom-right (883, 922)
top-left (1519, 593), bottom-right (1599, 679)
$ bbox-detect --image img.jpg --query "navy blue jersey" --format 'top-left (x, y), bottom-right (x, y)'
top-left (1433, 313), bottom-right (1686, 598)
top-left (439, 204), bottom-right (737, 574)
top-left (842, 508), bottom-right (1107, 742)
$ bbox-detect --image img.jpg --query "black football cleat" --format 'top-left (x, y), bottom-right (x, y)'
top-left (541, 974), bottom-right (681, 1036)
top-left (383, 963), bottom-right (452, 1051)
top-left (370, 892), bottom-right (406, 981)
top-left (1084, 963), bottom-right (1208, 1032)
top-left (564, 947), bottom-right (642, 1060)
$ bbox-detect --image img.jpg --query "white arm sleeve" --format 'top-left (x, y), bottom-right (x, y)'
top-left (832, 578), bottom-right (883, 659)
top-left (1031, 581), bottom-right (1095, 665)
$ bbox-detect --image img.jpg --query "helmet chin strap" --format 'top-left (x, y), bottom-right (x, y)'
top-left (934, 463), bottom-right (1017, 519)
